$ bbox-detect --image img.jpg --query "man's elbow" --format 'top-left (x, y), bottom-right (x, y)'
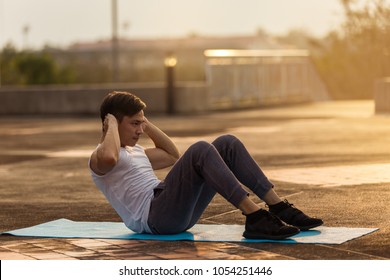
top-left (97, 150), bottom-right (118, 171)
top-left (103, 155), bottom-right (118, 167)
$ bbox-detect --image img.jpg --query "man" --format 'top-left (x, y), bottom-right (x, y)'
top-left (89, 91), bottom-right (323, 240)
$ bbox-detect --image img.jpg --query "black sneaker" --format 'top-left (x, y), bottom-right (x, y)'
top-left (269, 200), bottom-right (323, 231)
top-left (243, 209), bottom-right (300, 240)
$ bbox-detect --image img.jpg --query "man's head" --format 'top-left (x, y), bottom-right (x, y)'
top-left (100, 91), bottom-right (146, 124)
top-left (100, 91), bottom-right (147, 147)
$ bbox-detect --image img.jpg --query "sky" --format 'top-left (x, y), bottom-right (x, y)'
top-left (0, 0), bottom-right (346, 49)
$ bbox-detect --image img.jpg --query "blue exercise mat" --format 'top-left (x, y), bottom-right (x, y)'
top-left (2, 218), bottom-right (378, 245)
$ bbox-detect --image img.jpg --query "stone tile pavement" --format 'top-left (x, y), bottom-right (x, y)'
top-left (0, 238), bottom-right (291, 260)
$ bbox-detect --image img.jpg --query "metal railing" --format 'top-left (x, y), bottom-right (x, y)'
top-left (204, 49), bottom-right (329, 109)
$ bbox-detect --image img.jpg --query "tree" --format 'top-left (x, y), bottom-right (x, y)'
top-left (0, 43), bottom-right (21, 85)
top-left (16, 52), bottom-right (57, 85)
top-left (0, 45), bottom-right (76, 85)
top-left (312, 0), bottom-right (390, 99)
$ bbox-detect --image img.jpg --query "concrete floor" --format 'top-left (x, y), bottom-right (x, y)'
top-left (0, 100), bottom-right (389, 260)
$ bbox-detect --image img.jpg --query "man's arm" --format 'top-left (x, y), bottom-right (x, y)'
top-left (90, 114), bottom-right (121, 175)
top-left (144, 118), bottom-right (180, 170)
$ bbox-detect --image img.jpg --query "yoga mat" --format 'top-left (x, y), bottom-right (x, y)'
top-left (2, 219), bottom-right (378, 245)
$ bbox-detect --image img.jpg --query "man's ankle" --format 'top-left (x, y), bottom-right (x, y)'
top-left (268, 200), bottom-right (288, 213)
top-left (244, 209), bottom-right (264, 224)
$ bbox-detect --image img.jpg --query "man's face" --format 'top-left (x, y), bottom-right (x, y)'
top-left (117, 110), bottom-right (145, 147)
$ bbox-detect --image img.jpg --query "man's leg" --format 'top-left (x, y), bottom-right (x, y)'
top-left (148, 140), bottom-right (248, 234)
top-left (211, 134), bottom-right (275, 200)
top-left (147, 140), bottom-right (299, 239)
top-left (212, 134), bottom-right (323, 230)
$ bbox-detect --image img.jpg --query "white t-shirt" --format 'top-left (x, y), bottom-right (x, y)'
top-left (89, 144), bottom-right (161, 233)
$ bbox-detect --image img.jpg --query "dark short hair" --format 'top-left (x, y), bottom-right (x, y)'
top-left (100, 91), bottom-right (146, 123)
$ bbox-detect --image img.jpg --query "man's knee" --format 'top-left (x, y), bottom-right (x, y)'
top-left (184, 141), bottom-right (214, 160)
top-left (219, 134), bottom-right (238, 142)
top-left (190, 140), bottom-right (213, 151)
top-left (214, 134), bottom-right (239, 147)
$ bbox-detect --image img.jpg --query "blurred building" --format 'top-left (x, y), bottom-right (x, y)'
top-left (63, 33), bottom-right (289, 83)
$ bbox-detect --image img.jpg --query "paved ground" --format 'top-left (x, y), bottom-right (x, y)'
top-left (0, 100), bottom-right (389, 260)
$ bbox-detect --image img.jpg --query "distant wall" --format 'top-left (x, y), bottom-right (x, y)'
top-left (374, 78), bottom-right (390, 114)
top-left (0, 82), bottom-right (209, 116)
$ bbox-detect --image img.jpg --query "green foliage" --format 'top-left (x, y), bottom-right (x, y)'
top-left (0, 44), bottom-right (21, 84)
top-left (0, 44), bottom-right (76, 85)
top-left (311, 0), bottom-right (390, 99)
top-left (16, 52), bottom-right (57, 84)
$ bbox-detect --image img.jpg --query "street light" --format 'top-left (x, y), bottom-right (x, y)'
top-left (22, 25), bottom-right (30, 50)
top-left (164, 53), bottom-right (177, 115)
top-left (111, 0), bottom-right (119, 83)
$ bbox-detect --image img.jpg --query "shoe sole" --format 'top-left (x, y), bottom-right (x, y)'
top-left (298, 221), bottom-right (324, 231)
top-left (243, 230), bottom-right (299, 240)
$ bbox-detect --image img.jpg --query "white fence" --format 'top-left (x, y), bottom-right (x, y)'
top-left (204, 49), bottom-right (329, 109)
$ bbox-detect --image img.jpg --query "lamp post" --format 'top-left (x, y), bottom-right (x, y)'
top-left (164, 53), bottom-right (177, 115)
top-left (111, 0), bottom-right (119, 83)
top-left (22, 25), bottom-right (30, 50)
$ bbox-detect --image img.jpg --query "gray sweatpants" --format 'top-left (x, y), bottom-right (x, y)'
top-left (147, 134), bottom-right (274, 234)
